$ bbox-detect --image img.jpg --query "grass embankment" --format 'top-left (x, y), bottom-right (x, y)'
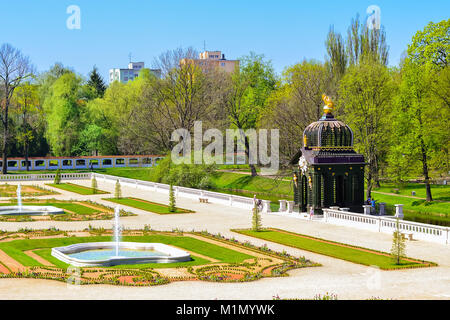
top-left (373, 182), bottom-right (450, 201)
top-left (0, 235), bottom-right (254, 270)
top-left (104, 197), bottom-right (194, 214)
top-left (47, 183), bottom-right (108, 195)
top-left (13, 167), bottom-right (449, 225)
top-left (234, 228), bottom-right (435, 270)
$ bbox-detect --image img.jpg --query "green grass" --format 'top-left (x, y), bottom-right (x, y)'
top-left (47, 183), bottom-right (108, 195)
top-left (234, 229), bottom-right (434, 270)
top-left (0, 235), bottom-right (254, 270)
top-left (373, 182), bottom-right (450, 201)
top-left (0, 201), bottom-right (98, 215)
top-left (104, 197), bottom-right (194, 214)
top-left (371, 193), bottom-right (450, 226)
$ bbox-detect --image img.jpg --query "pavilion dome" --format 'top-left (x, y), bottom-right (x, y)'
top-left (302, 106), bottom-right (354, 150)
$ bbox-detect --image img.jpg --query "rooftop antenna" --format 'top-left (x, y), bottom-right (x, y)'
top-left (203, 40), bottom-right (206, 52)
top-left (128, 52), bottom-right (132, 63)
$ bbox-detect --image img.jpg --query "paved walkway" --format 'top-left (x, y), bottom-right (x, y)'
top-left (0, 180), bottom-right (449, 300)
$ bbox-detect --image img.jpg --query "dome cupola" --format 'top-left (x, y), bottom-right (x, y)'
top-left (303, 94), bottom-right (353, 150)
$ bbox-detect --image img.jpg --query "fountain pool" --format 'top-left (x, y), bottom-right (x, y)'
top-left (51, 205), bottom-right (191, 267)
top-left (0, 184), bottom-right (64, 216)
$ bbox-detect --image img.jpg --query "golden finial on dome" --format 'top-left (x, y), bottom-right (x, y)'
top-left (322, 94), bottom-right (334, 114)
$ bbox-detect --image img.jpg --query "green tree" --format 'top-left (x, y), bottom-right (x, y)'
top-left (262, 60), bottom-right (333, 163)
top-left (338, 61), bottom-right (394, 197)
top-left (0, 43), bottom-right (34, 174)
top-left (389, 61), bottom-right (444, 201)
top-left (91, 176), bottom-right (98, 194)
top-left (390, 218), bottom-right (406, 265)
top-left (168, 184), bottom-right (176, 212)
top-left (12, 82), bottom-right (39, 170)
top-left (43, 72), bottom-right (86, 156)
top-left (54, 169), bottom-right (61, 184)
top-left (87, 65), bottom-right (106, 98)
top-left (114, 179), bottom-right (122, 199)
top-left (225, 53), bottom-right (277, 176)
top-left (407, 19), bottom-right (449, 69)
top-left (252, 196), bottom-right (262, 232)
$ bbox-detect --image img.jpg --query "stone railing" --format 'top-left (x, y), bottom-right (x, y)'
top-left (323, 208), bottom-right (449, 244)
top-left (92, 173), bottom-right (264, 211)
top-left (0, 172), bottom-right (91, 181)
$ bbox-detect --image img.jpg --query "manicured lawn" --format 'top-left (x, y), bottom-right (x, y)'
top-left (373, 182), bottom-right (450, 202)
top-left (371, 193), bottom-right (450, 226)
top-left (0, 235), bottom-right (254, 270)
top-left (47, 183), bottom-right (108, 195)
top-left (234, 228), bottom-right (435, 270)
top-left (104, 197), bottom-right (194, 214)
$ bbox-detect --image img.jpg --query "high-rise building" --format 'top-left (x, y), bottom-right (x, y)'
top-left (109, 62), bottom-right (161, 83)
top-left (180, 51), bottom-right (239, 73)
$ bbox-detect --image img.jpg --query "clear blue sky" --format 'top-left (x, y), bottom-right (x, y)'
top-left (1, 0), bottom-right (448, 81)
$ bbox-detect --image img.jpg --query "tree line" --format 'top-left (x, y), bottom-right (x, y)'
top-left (0, 17), bottom-right (448, 201)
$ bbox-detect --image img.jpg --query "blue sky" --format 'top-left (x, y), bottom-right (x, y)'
top-left (1, 0), bottom-right (448, 81)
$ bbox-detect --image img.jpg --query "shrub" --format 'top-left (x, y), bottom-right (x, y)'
top-left (54, 169), bottom-right (61, 184)
top-left (115, 180), bottom-right (122, 199)
top-left (91, 177), bottom-right (98, 194)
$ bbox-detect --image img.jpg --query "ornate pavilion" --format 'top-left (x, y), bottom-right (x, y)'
top-left (290, 95), bottom-right (366, 214)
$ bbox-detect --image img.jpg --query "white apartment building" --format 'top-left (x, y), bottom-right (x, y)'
top-left (109, 62), bottom-right (161, 83)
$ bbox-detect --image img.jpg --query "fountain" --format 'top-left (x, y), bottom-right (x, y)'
top-left (51, 205), bottom-right (191, 267)
top-left (0, 183), bottom-right (64, 216)
top-left (113, 205), bottom-right (121, 257)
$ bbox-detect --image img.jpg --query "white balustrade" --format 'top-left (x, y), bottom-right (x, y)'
top-left (323, 208), bottom-right (448, 244)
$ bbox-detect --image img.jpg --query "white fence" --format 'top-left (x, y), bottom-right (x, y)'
top-left (92, 173), bottom-right (263, 211)
top-left (0, 172), bottom-right (91, 181)
top-left (323, 208), bottom-right (449, 244)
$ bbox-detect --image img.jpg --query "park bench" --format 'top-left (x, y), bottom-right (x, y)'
top-left (199, 198), bottom-right (209, 203)
top-left (401, 232), bottom-right (414, 241)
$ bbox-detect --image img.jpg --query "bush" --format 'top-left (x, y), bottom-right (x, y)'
top-left (54, 169), bottom-right (61, 184)
top-left (150, 153), bottom-right (217, 189)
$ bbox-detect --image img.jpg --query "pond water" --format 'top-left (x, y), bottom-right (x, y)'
top-left (68, 248), bottom-right (169, 260)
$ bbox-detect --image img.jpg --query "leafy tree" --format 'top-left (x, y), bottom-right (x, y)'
top-left (338, 61), bottom-right (394, 197)
top-left (390, 218), bottom-right (406, 265)
top-left (346, 16), bottom-right (389, 66)
top-left (263, 60), bottom-right (333, 163)
top-left (12, 82), bottom-right (39, 170)
top-left (168, 184), bottom-right (176, 212)
top-left (389, 61), bottom-right (444, 201)
top-left (87, 65), bottom-right (106, 98)
top-left (91, 176), bottom-right (98, 194)
top-left (114, 179), bottom-right (122, 199)
top-left (43, 72), bottom-right (86, 156)
top-left (252, 196), bottom-right (262, 231)
top-left (225, 53), bottom-right (277, 176)
top-left (54, 169), bottom-right (61, 184)
top-left (407, 19), bottom-right (449, 69)
top-left (0, 43), bottom-right (34, 174)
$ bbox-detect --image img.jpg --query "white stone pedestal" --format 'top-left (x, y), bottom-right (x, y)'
top-left (378, 202), bottom-right (386, 215)
top-left (395, 204), bottom-right (404, 219)
top-left (363, 205), bottom-right (372, 215)
top-left (287, 201), bottom-right (294, 213)
top-left (278, 200), bottom-right (287, 212)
